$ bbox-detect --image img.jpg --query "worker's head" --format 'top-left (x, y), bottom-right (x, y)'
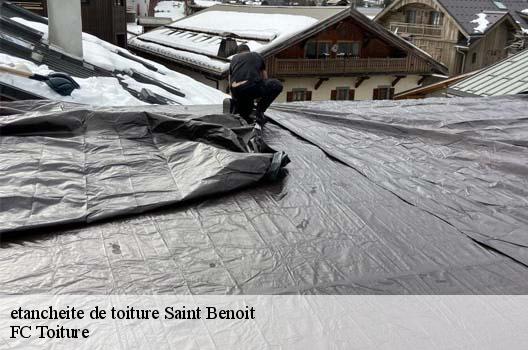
top-left (237, 44), bottom-right (250, 54)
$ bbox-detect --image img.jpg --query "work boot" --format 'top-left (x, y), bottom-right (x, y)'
top-left (255, 110), bottom-right (267, 126)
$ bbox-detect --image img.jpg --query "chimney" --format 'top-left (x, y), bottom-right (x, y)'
top-left (217, 37), bottom-right (238, 58)
top-left (47, 0), bottom-right (83, 59)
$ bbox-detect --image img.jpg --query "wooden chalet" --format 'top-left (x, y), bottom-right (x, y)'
top-left (129, 5), bottom-right (447, 102)
top-left (375, 0), bottom-right (523, 75)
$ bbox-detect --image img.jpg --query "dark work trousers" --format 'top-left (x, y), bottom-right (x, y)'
top-left (231, 79), bottom-right (283, 121)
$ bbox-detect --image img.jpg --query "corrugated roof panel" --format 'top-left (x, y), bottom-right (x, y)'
top-left (465, 64), bottom-right (528, 92)
top-left (452, 49), bottom-right (528, 96)
top-left (484, 79), bottom-right (524, 95)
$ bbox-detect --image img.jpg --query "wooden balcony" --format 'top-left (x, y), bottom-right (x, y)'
top-left (270, 56), bottom-right (431, 76)
top-left (389, 22), bottom-right (442, 38)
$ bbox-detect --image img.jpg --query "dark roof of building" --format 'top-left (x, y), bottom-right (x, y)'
top-left (1, 95), bottom-right (528, 294)
top-left (437, 0), bottom-right (523, 34)
top-left (375, 0), bottom-right (522, 39)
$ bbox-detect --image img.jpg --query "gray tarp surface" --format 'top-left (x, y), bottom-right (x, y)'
top-left (0, 96), bottom-right (527, 294)
top-left (0, 101), bottom-right (288, 234)
top-left (270, 96), bottom-right (528, 266)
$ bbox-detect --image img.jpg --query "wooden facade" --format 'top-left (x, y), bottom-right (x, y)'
top-left (266, 16), bottom-right (434, 78)
top-left (80, 0), bottom-right (127, 47)
top-left (376, 0), bottom-right (517, 75)
top-left (260, 15), bottom-right (443, 102)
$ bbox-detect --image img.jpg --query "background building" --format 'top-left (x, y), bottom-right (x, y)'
top-left (375, 0), bottom-right (524, 75)
top-left (129, 5), bottom-right (447, 102)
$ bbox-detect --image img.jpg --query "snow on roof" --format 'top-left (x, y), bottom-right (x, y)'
top-left (0, 53), bottom-right (146, 105)
top-left (171, 11), bottom-right (319, 41)
top-left (127, 23), bottom-right (144, 36)
top-left (154, 1), bottom-right (186, 21)
top-left (192, 0), bottom-right (222, 8)
top-left (4, 17), bottom-right (227, 106)
top-left (131, 7), bottom-right (326, 74)
top-left (471, 13), bottom-right (490, 34)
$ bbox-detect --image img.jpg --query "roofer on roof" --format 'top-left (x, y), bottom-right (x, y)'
top-left (228, 44), bottom-right (283, 125)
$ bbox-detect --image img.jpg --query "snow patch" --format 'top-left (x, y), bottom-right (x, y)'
top-left (127, 23), bottom-right (144, 36)
top-left (154, 1), bottom-right (185, 21)
top-left (193, 0), bottom-right (222, 8)
top-left (172, 11), bottom-right (318, 40)
top-left (471, 13), bottom-right (489, 34)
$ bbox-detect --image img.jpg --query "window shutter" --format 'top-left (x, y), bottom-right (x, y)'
top-left (389, 88), bottom-right (395, 100)
top-left (306, 91), bottom-right (312, 101)
top-left (331, 90), bottom-right (337, 100)
top-left (349, 89), bottom-right (355, 101)
top-left (287, 91), bottom-right (293, 102)
top-left (373, 88), bottom-right (380, 100)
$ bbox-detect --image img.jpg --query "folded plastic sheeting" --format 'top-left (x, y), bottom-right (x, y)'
top-left (269, 96), bottom-right (528, 267)
top-left (0, 101), bottom-right (289, 234)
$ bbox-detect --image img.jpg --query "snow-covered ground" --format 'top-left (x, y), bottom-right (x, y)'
top-left (1, 17), bottom-right (227, 106)
top-left (154, 1), bottom-right (185, 21)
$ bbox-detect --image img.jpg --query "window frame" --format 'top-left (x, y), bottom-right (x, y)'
top-left (373, 86), bottom-right (395, 100)
top-left (406, 9), bottom-right (417, 24)
top-left (287, 88), bottom-right (312, 102)
top-left (336, 41), bottom-right (361, 58)
top-left (429, 11), bottom-right (442, 26)
top-left (292, 88), bottom-right (307, 102)
top-left (336, 87), bottom-right (350, 101)
top-left (304, 41), bottom-right (332, 59)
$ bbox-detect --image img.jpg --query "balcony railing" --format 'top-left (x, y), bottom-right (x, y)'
top-left (271, 57), bottom-right (430, 76)
top-left (389, 22), bottom-right (442, 38)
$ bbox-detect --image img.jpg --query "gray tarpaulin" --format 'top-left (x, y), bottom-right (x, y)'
top-left (269, 96), bottom-right (528, 266)
top-left (0, 96), bottom-right (527, 294)
top-left (0, 101), bottom-right (289, 233)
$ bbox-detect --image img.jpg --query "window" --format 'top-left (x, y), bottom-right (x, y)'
top-left (472, 52), bottom-right (477, 64)
top-left (305, 41), bottom-right (317, 59)
top-left (373, 87), bottom-right (395, 100)
top-left (493, 1), bottom-right (507, 10)
top-left (429, 11), bottom-right (442, 26)
top-left (406, 10), bottom-right (417, 24)
top-left (317, 42), bottom-right (331, 58)
top-left (287, 88), bottom-right (312, 102)
top-left (337, 42), bottom-right (360, 57)
top-left (331, 87), bottom-right (355, 101)
top-left (305, 41), bottom-right (331, 59)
